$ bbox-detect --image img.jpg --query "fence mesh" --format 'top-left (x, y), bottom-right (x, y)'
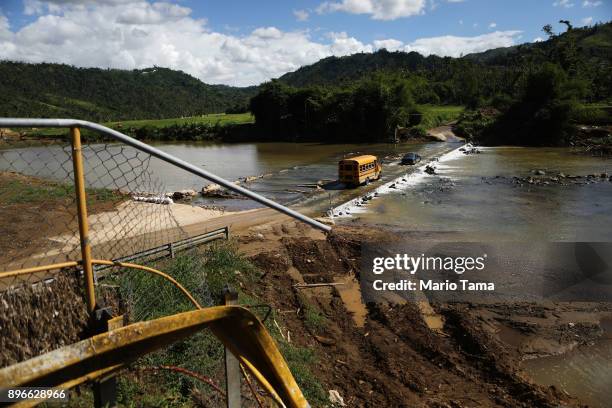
top-left (0, 132), bottom-right (186, 276)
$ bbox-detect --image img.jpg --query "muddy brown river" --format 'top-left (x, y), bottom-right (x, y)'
top-left (337, 146), bottom-right (612, 241)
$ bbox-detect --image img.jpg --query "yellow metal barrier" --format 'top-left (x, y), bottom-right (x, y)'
top-left (0, 260), bottom-right (201, 310)
top-left (91, 259), bottom-right (202, 309)
top-left (70, 127), bottom-right (96, 314)
top-left (0, 307), bottom-right (309, 408)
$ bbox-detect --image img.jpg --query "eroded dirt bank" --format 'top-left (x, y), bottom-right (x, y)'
top-left (242, 222), bottom-right (611, 407)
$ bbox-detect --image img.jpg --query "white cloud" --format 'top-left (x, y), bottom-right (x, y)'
top-left (251, 27), bottom-right (283, 39)
top-left (316, 0), bottom-right (427, 20)
top-left (581, 16), bottom-right (594, 24)
top-left (369, 31), bottom-right (522, 56)
top-left (488, 22), bottom-right (497, 28)
top-left (293, 9), bottom-right (310, 22)
top-left (582, 0), bottom-right (602, 7)
top-left (553, 0), bottom-right (575, 7)
top-left (458, 19), bottom-right (463, 25)
top-left (0, 1), bottom-right (374, 86)
top-left (533, 36), bottom-right (544, 42)
top-left (401, 31), bottom-right (522, 57)
top-left (373, 38), bottom-right (404, 50)
top-left (447, 0), bottom-right (466, 2)
top-left (0, 1), bottom-right (522, 86)
top-left (327, 31), bottom-right (374, 54)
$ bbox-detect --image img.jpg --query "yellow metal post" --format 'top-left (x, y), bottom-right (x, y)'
top-left (70, 127), bottom-right (96, 314)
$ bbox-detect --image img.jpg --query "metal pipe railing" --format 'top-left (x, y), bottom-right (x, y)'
top-left (0, 118), bottom-right (332, 232)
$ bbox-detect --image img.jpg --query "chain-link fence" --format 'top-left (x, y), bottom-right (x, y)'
top-left (0, 128), bottom-right (206, 364)
top-left (0, 133), bottom-right (185, 275)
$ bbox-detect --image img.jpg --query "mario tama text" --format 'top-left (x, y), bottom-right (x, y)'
top-left (371, 253), bottom-right (494, 293)
top-left (373, 278), bottom-right (494, 292)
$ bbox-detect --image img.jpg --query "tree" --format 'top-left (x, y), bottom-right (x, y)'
top-left (559, 20), bottom-right (573, 31)
top-left (483, 63), bottom-right (580, 145)
top-left (249, 81), bottom-right (294, 133)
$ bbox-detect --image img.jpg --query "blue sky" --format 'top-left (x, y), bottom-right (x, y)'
top-left (191, 0), bottom-right (611, 42)
top-left (0, 0), bottom-right (610, 85)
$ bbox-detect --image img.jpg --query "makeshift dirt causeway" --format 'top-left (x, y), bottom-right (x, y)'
top-left (240, 222), bottom-right (611, 407)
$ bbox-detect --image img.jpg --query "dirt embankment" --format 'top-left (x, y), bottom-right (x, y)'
top-left (240, 223), bottom-right (609, 407)
top-left (427, 125), bottom-right (465, 143)
top-left (0, 171), bottom-right (125, 266)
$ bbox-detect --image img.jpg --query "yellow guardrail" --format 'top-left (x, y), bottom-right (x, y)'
top-left (0, 306), bottom-right (309, 408)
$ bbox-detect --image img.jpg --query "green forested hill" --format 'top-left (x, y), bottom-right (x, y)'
top-left (0, 62), bottom-right (256, 121)
top-left (278, 22), bottom-right (612, 102)
top-left (250, 22), bottom-right (611, 145)
top-left (464, 22), bottom-right (612, 64)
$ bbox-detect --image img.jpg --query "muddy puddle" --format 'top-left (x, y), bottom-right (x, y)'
top-left (521, 316), bottom-right (612, 408)
top-left (334, 275), bottom-right (367, 327)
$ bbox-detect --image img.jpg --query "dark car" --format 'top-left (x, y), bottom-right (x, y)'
top-left (401, 153), bottom-right (422, 165)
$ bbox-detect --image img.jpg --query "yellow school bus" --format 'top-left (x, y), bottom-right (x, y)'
top-left (338, 155), bottom-right (382, 186)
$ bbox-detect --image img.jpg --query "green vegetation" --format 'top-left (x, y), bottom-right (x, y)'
top-left (18, 112), bottom-right (254, 142)
top-left (478, 62), bottom-right (586, 145)
top-left (302, 302), bottom-right (328, 332)
top-left (0, 63), bottom-right (256, 122)
top-left (280, 23), bottom-right (612, 103)
top-left (0, 175), bottom-right (121, 206)
top-left (250, 74), bottom-right (423, 142)
top-left (571, 104), bottom-right (611, 125)
top-left (417, 105), bottom-right (464, 129)
top-left (109, 113), bottom-right (254, 142)
top-left (105, 242), bottom-right (326, 407)
top-left (106, 113), bottom-right (253, 129)
top-left (251, 21), bottom-right (611, 145)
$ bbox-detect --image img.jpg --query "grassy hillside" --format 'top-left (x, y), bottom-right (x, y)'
top-left (106, 112), bottom-right (254, 129)
top-left (16, 112), bottom-right (254, 142)
top-left (0, 62), bottom-right (256, 122)
top-left (418, 105), bottom-right (464, 128)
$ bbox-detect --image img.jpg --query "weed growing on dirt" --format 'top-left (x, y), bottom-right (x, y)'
top-left (278, 343), bottom-right (327, 406)
top-left (303, 303), bottom-right (328, 332)
top-left (105, 241), bottom-right (326, 407)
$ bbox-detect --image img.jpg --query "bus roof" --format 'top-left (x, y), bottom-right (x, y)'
top-left (339, 155), bottom-right (378, 164)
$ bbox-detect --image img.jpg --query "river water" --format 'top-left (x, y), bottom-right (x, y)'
top-left (335, 146), bottom-right (612, 242)
top-left (0, 140), bottom-right (454, 211)
top-left (521, 317), bottom-right (612, 408)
